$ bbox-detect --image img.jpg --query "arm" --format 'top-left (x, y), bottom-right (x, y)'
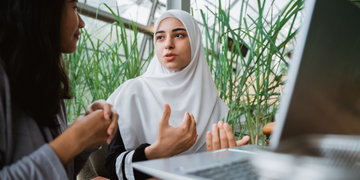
top-left (0, 144), bottom-right (68, 180)
top-left (0, 110), bottom-right (111, 179)
top-left (0, 65), bottom-right (68, 179)
top-left (0, 111), bottom-right (110, 180)
top-left (105, 129), bottom-right (152, 180)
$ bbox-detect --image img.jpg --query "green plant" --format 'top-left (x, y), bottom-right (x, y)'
top-left (200, 0), bottom-right (304, 145)
top-left (63, 3), bottom-right (153, 122)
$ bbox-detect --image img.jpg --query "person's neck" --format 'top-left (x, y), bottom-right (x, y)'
top-left (167, 69), bottom-right (180, 73)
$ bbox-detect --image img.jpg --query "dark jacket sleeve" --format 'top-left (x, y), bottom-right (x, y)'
top-left (105, 129), bottom-right (152, 180)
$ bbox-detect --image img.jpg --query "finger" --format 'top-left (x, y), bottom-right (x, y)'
top-left (189, 114), bottom-right (197, 136)
top-left (87, 100), bottom-right (112, 120)
top-left (102, 104), bottom-right (112, 120)
top-left (94, 100), bottom-right (112, 120)
top-left (212, 124), bottom-right (220, 150)
top-left (180, 112), bottom-right (191, 129)
top-left (224, 123), bottom-right (236, 148)
top-left (107, 108), bottom-right (119, 144)
top-left (218, 121), bottom-right (229, 149)
top-left (85, 104), bottom-right (94, 116)
top-left (206, 131), bottom-right (213, 151)
top-left (107, 107), bottom-right (119, 134)
top-left (236, 135), bottom-right (250, 146)
top-left (159, 104), bottom-right (171, 127)
top-left (97, 110), bottom-right (111, 128)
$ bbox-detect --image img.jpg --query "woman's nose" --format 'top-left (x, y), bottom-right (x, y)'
top-left (78, 14), bottom-right (85, 29)
top-left (165, 37), bottom-right (174, 50)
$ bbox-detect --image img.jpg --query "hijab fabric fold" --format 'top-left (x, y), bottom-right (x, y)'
top-left (107, 10), bottom-right (229, 154)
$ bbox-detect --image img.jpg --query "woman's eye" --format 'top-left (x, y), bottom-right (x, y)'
top-left (176, 34), bottom-right (184, 38)
top-left (74, 6), bottom-right (78, 11)
top-left (156, 36), bottom-right (164, 40)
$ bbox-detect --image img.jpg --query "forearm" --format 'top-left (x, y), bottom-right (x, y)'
top-left (110, 145), bottom-right (152, 180)
top-left (105, 129), bottom-right (151, 180)
top-left (0, 144), bottom-right (68, 180)
top-left (49, 127), bottom-right (86, 166)
top-left (50, 110), bottom-right (108, 167)
top-left (132, 144), bottom-right (152, 180)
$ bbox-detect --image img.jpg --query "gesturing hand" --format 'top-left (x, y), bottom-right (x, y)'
top-left (206, 121), bottom-right (250, 151)
top-left (86, 100), bottom-right (119, 144)
top-left (145, 104), bottom-right (198, 160)
top-left (50, 110), bottom-right (111, 166)
top-left (71, 110), bottom-right (112, 148)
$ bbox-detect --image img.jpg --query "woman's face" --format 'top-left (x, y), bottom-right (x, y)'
top-left (60, 0), bottom-right (85, 53)
top-left (155, 18), bottom-right (191, 70)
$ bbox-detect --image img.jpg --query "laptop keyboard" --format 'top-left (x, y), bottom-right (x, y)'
top-left (187, 159), bottom-right (258, 180)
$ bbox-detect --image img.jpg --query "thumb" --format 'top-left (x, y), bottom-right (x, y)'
top-left (159, 104), bottom-right (171, 127)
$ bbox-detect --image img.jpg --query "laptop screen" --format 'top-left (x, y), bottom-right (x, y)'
top-left (271, 0), bottom-right (360, 149)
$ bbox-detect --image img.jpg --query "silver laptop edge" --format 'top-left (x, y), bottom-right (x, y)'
top-left (270, 0), bottom-right (316, 150)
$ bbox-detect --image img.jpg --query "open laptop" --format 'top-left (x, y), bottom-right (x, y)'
top-left (133, 0), bottom-right (360, 179)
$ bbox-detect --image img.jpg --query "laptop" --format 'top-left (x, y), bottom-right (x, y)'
top-left (133, 0), bottom-right (360, 179)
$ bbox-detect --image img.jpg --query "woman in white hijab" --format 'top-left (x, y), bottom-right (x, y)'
top-left (105, 10), bottom-right (249, 180)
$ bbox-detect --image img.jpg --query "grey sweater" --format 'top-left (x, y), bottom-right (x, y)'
top-left (0, 63), bottom-right (96, 180)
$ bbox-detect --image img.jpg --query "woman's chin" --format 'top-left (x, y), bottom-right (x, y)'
top-left (61, 46), bottom-right (77, 54)
top-left (163, 63), bottom-right (179, 70)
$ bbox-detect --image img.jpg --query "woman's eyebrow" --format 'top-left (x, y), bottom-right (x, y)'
top-left (155, 30), bottom-right (165, 35)
top-left (155, 28), bottom-right (186, 35)
top-left (172, 28), bottom-right (186, 32)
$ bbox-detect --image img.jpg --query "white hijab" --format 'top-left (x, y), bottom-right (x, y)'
top-left (107, 10), bottom-right (229, 154)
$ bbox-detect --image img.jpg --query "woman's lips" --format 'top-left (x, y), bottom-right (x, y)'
top-left (164, 55), bottom-right (176, 61)
top-left (164, 53), bottom-right (176, 61)
top-left (74, 32), bottom-right (81, 40)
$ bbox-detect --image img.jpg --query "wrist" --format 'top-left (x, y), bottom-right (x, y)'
top-left (70, 127), bottom-right (89, 151)
top-left (144, 144), bottom-right (157, 160)
top-left (49, 128), bottom-right (85, 166)
top-left (145, 141), bottom-right (167, 160)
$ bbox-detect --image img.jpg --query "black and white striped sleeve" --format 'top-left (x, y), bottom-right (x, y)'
top-left (105, 129), bottom-right (152, 180)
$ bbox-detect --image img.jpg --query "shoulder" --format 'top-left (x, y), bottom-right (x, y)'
top-left (107, 77), bottom-right (144, 104)
top-left (120, 77), bottom-right (144, 90)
